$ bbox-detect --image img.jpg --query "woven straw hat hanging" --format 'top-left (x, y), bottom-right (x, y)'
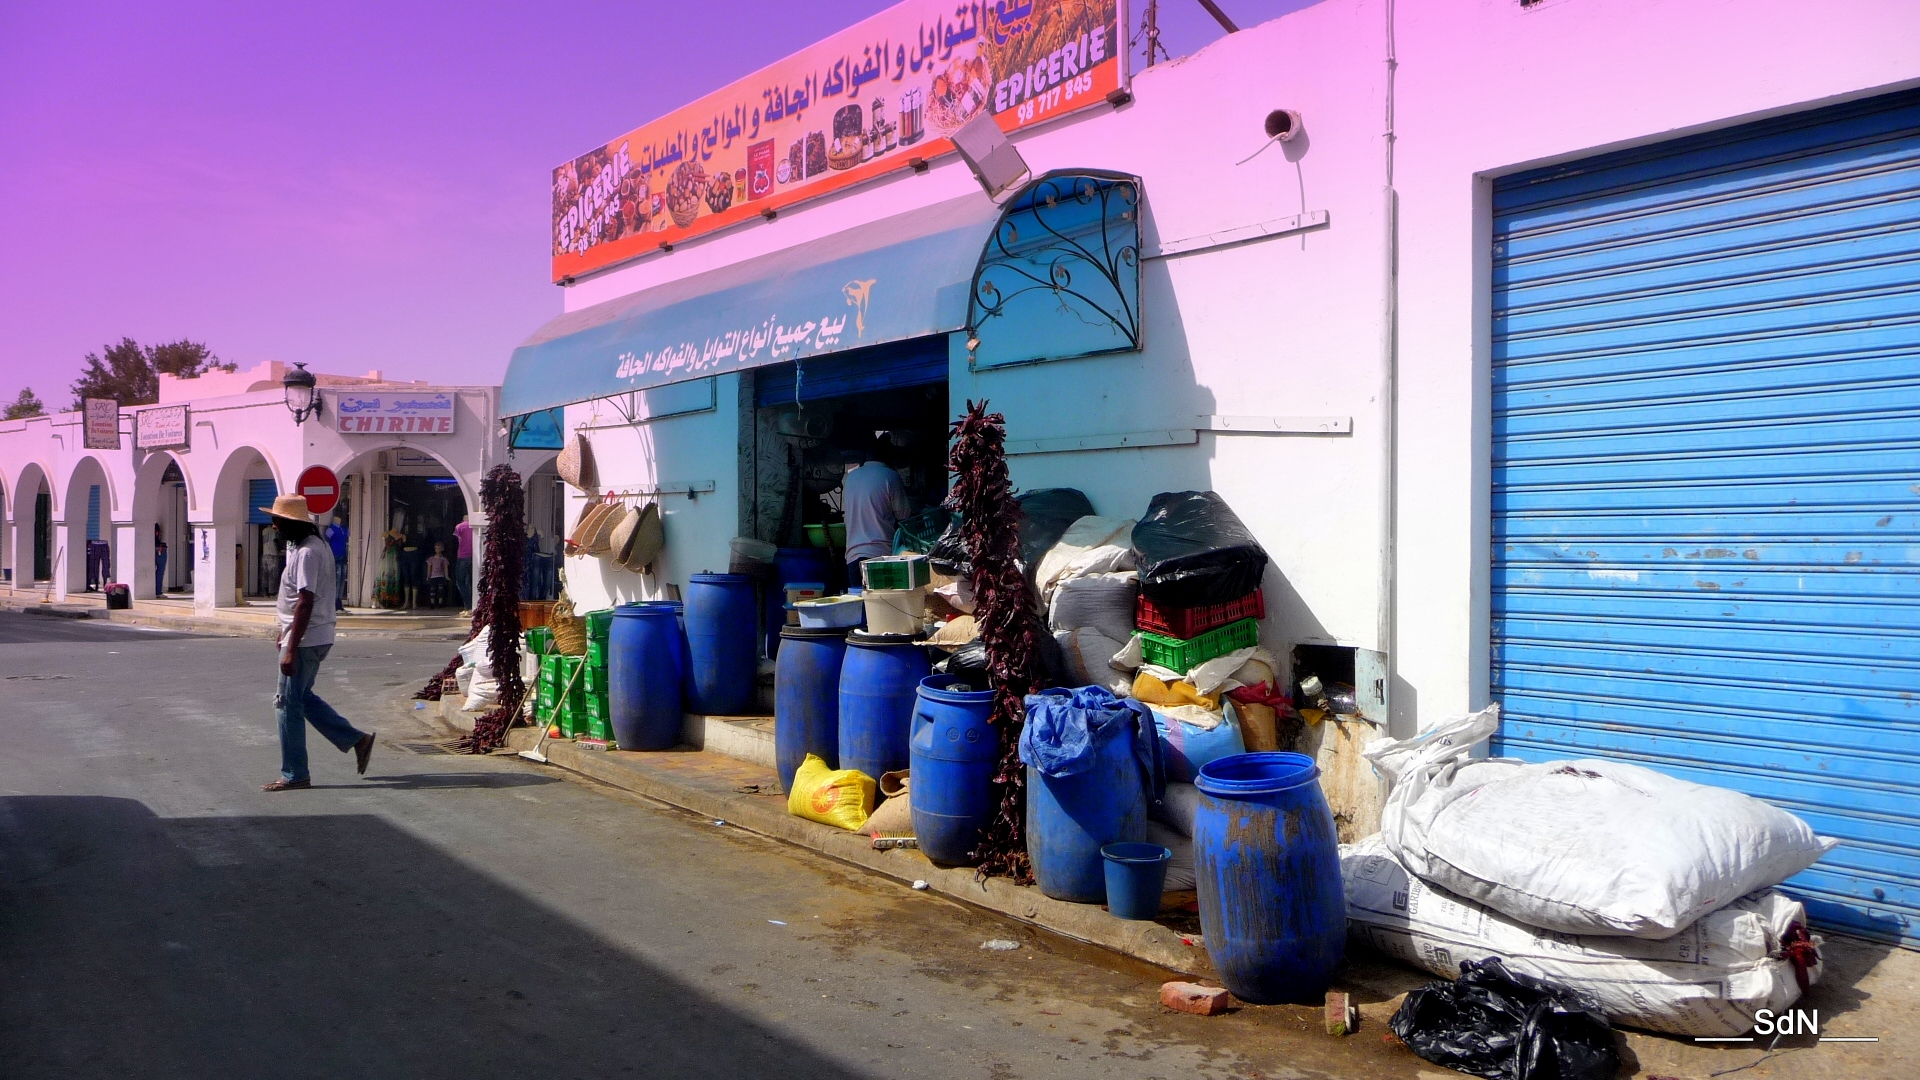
top-left (606, 505), bottom-right (643, 565)
top-left (564, 499), bottom-right (602, 553)
top-left (581, 497), bottom-right (623, 555)
top-left (556, 432), bottom-right (598, 494)
top-left (623, 502), bottom-right (665, 572)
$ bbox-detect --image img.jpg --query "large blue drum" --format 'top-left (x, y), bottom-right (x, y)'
top-left (774, 626), bottom-right (850, 791)
top-left (1192, 752), bottom-right (1345, 1004)
top-left (908, 677), bottom-right (998, 866)
top-left (684, 573), bottom-right (756, 715)
top-left (1026, 726), bottom-right (1148, 903)
top-left (608, 603), bottom-right (684, 751)
top-left (836, 632), bottom-right (929, 783)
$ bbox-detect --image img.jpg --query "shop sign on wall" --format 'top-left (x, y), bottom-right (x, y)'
top-left (332, 392), bottom-right (457, 434)
top-left (550, 0), bottom-right (1125, 282)
top-left (83, 398), bottom-right (121, 449)
top-left (135, 404), bottom-right (191, 450)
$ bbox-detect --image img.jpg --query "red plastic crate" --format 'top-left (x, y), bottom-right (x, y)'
top-left (1135, 589), bottom-right (1265, 639)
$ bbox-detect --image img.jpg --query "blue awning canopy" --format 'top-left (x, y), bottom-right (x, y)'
top-left (501, 194), bottom-right (1000, 418)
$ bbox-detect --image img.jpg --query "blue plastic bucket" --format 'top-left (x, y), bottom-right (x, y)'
top-left (836, 633), bottom-right (929, 783)
top-left (774, 626), bottom-right (849, 790)
top-left (1192, 752), bottom-right (1346, 1004)
top-left (908, 676), bottom-right (998, 866)
top-left (685, 573), bottom-right (756, 715)
top-left (1026, 725), bottom-right (1148, 903)
top-left (608, 603), bottom-right (683, 751)
top-left (1102, 842), bottom-right (1173, 920)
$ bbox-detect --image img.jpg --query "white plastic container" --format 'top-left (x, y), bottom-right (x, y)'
top-left (795, 594), bottom-right (865, 629)
top-left (862, 586), bottom-right (929, 635)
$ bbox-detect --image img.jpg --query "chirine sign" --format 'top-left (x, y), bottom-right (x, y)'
top-left (549, 0), bottom-right (1125, 282)
top-left (331, 392), bottom-right (457, 434)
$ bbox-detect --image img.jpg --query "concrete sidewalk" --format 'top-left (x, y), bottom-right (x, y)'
top-left (489, 717), bottom-right (1919, 1080)
top-left (0, 585), bottom-right (470, 641)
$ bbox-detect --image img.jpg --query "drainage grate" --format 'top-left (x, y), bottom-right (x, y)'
top-left (393, 739), bottom-right (465, 756)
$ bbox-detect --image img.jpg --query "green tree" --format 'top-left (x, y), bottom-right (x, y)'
top-left (70, 338), bottom-right (233, 409)
top-left (3, 386), bottom-right (46, 420)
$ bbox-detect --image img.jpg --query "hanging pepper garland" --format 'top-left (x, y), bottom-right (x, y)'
top-left (949, 400), bottom-right (1046, 882)
top-left (460, 464), bottom-right (527, 754)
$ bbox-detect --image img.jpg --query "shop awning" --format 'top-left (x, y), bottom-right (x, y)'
top-left (501, 193), bottom-right (1000, 418)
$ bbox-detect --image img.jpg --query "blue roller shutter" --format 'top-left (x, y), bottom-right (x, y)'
top-left (247, 479), bottom-right (279, 525)
top-left (1492, 89), bottom-right (1920, 947)
top-left (85, 486), bottom-right (101, 542)
top-left (753, 335), bottom-right (949, 407)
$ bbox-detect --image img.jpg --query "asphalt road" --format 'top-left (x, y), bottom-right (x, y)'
top-left (0, 611), bottom-right (1425, 1080)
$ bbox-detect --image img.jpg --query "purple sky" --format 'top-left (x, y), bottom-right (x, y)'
top-left (0, 1), bottom-right (1305, 408)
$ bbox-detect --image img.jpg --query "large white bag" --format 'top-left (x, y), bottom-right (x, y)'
top-left (1047, 571), bottom-right (1138, 644)
top-left (1366, 706), bottom-right (1836, 939)
top-left (1341, 836), bottom-right (1821, 1037)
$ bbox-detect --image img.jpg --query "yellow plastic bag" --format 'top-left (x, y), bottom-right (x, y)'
top-left (1132, 670), bottom-right (1221, 712)
top-left (788, 754), bottom-right (875, 831)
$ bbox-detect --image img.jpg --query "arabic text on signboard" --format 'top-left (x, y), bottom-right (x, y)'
top-left (135, 405), bottom-right (191, 451)
top-left (551, 0), bottom-right (1123, 282)
top-left (83, 398), bottom-right (121, 450)
top-left (331, 392), bottom-right (457, 435)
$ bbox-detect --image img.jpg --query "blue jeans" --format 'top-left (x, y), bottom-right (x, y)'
top-left (276, 644), bottom-right (365, 782)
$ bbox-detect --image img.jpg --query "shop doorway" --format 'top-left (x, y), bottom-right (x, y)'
top-left (385, 475), bottom-right (468, 609)
top-left (33, 491), bottom-right (51, 582)
top-left (748, 337), bottom-right (951, 578)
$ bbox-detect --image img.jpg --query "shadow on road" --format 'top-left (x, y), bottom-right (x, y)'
top-left (0, 795), bottom-right (875, 1080)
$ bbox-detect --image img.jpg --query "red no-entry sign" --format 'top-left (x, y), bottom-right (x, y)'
top-left (297, 465), bottom-right (341, 516)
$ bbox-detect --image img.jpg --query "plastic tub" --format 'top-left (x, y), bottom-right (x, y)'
top-left (837, 632), bottom-right (931, 783)
top-left (1192, 752), bottom-right (1346, 1004)
top-left (684, 574), bottom-right (757, 715)
top-left (827, 522), bottom-right (847, 548)
top-left (795, 595), bottom-right (864, 629)
top-left (729, 536), bottom-right (777, 576)
top-left (804, 524), bottom-right (830, 548)
top-left (862, 586), bottom-right (928, 636)
top-left (1102, 843), bottom-right (1173, 920)
top-left (774, 626), bottom-right (850, 791)
top-left (909, 676), bottom-right (998, 866)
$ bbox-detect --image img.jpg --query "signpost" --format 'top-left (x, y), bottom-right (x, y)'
top-left (296, 466), bottom-right (341, 516)
top-left (135, 404), bottom-right (191, 451)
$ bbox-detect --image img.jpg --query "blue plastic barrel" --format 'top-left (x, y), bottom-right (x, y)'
top-left (609, 603), bottom-right (684, 751)
top-left (836, 632), bottom-right (929, 783)
top-left (775, 626), bottom-right (850, 791)
top-left (1027, 726), bottom-right (1148, 903)
top-left (1192, 752), bottom-right (1346, 1004)
top-left (908, 676), bottom-right (999, 866)
top-left (767, 547), bottom-right (836, 657)
top-left (685, 573), bottom-right (757, 715)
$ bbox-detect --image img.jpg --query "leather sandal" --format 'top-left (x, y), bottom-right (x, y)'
top-left (261, 778), bottom-right (312, 792)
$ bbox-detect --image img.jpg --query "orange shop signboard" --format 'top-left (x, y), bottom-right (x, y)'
top-left (550, 0), bottom-right (1126, 282)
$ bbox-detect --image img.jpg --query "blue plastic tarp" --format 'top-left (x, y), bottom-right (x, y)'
top-left (1020, 686), bottom-right (1164, 801)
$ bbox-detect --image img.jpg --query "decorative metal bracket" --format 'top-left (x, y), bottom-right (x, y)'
top-left (967, 170), bottom-right (1141, 367)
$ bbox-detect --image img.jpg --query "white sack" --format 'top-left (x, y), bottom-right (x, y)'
top-left (1366, 705), bottom-right (1837, 939)
top-left (1148, 820), bottom-right (1196, 893)
top-left (1054, 628), bottom-right (1132, 695)
top-left (1047, 572), bottom-right (1139, 644)
top-left (1341, 836), bottom-right (1820, 1037)
top-left (1154, 781), bottom-right (1201, 838)
top-left (463, 671), bottom-right (500, 713)
top-left (457, 626), bottom-right (495, 679)
top-left (1035, 516), bottom-right (1134, 603)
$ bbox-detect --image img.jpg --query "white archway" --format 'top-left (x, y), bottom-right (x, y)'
top-left (132, 451), bottom-right (194, 600)
top-left (9, 462), bottom-right (53, 590)
top-left (61, 456), bottom-right (114, 595)
top-left (329, 444), bottom-right (475, 610)
top-left (197, 446), bottom-right (281, 609)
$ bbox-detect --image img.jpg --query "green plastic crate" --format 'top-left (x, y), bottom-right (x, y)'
top-left (586, 639), bottom-right (606, 667)
top-left (861, 555), bottom-right (931, 591)
top-left (583, 664), bottom-right (607, 695)
top-left (585, 609), bottom-right (614, 640)
top-left (1137, 618), bottom-right (1261, 672)
top-left (525, 626), bottom-right (554, 656)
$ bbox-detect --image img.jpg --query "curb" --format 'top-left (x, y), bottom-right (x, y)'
top-left (503, 728), bottom-right (1215, 978)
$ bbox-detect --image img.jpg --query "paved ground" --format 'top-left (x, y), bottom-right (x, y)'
top-left (0, 611), bottom-right (1910, 1079)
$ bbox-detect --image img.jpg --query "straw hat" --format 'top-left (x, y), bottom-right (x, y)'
top-left (259, 493), bottom-right (315, 523)
top-left (565, 499), bottom-right (602, 551)
top-left (581, 501), bottom-right (623, 555)
top-left (606, 505), bottom-right (643, 564)
top-left (621, 503), bottom-right (664, 571)
top-left (556, 432), bottom-right (598, 493)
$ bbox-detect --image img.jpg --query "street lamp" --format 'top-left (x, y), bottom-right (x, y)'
top-left (282, 362), bottom-right (320, 424)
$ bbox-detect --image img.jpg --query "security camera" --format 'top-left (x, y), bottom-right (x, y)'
top-left (1264, 109), bottom-right (1304, 142)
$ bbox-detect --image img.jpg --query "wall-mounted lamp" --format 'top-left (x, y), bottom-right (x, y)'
top-left (950, 112), bottom-right (1030, 200)
top-left (282, 362), bottom-right (320, 425)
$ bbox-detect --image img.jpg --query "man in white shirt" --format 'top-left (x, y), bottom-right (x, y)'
top-left (840, 435), bottom-right (912, 587)
top-left (259, 494), bottom-right (374, 791)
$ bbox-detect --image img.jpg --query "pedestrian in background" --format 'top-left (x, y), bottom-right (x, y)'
top-left (153, 523), bottom-right (168, 597)
top-left (453, 515), bottom-right (473, 614)
top-left (324, 517), bottom-right (349, 612)
top-left (259, 494), bottom-right (373, 792)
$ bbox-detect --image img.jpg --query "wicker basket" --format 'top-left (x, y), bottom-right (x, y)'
top-left (548, 592), bottom-right (589, 657)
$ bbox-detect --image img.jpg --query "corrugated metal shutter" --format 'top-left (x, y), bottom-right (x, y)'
top-left (85, 485), bottom-right (101, 543)
top-left (247, 479), bottom-right (279, 525)
top-left (754, 335), bottom-right (949, 407)
top-left (1492, 89), bottom-right (1920, 948)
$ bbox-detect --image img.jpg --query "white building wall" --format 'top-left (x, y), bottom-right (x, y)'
top-left (549, 0), bottom-right (1920, 732)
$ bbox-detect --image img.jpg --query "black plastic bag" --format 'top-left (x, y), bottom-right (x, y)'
top-left (1016, 488), bottom-right (1095, 573)
top-left (939, 641), bottom-right (993, 690)
top-left (1130, 491), bottom-right (1270, 609)
top-left (1389, 959), bottom-right (1618, 1080)
top-left (928, 516), bottom-right (972, 578)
